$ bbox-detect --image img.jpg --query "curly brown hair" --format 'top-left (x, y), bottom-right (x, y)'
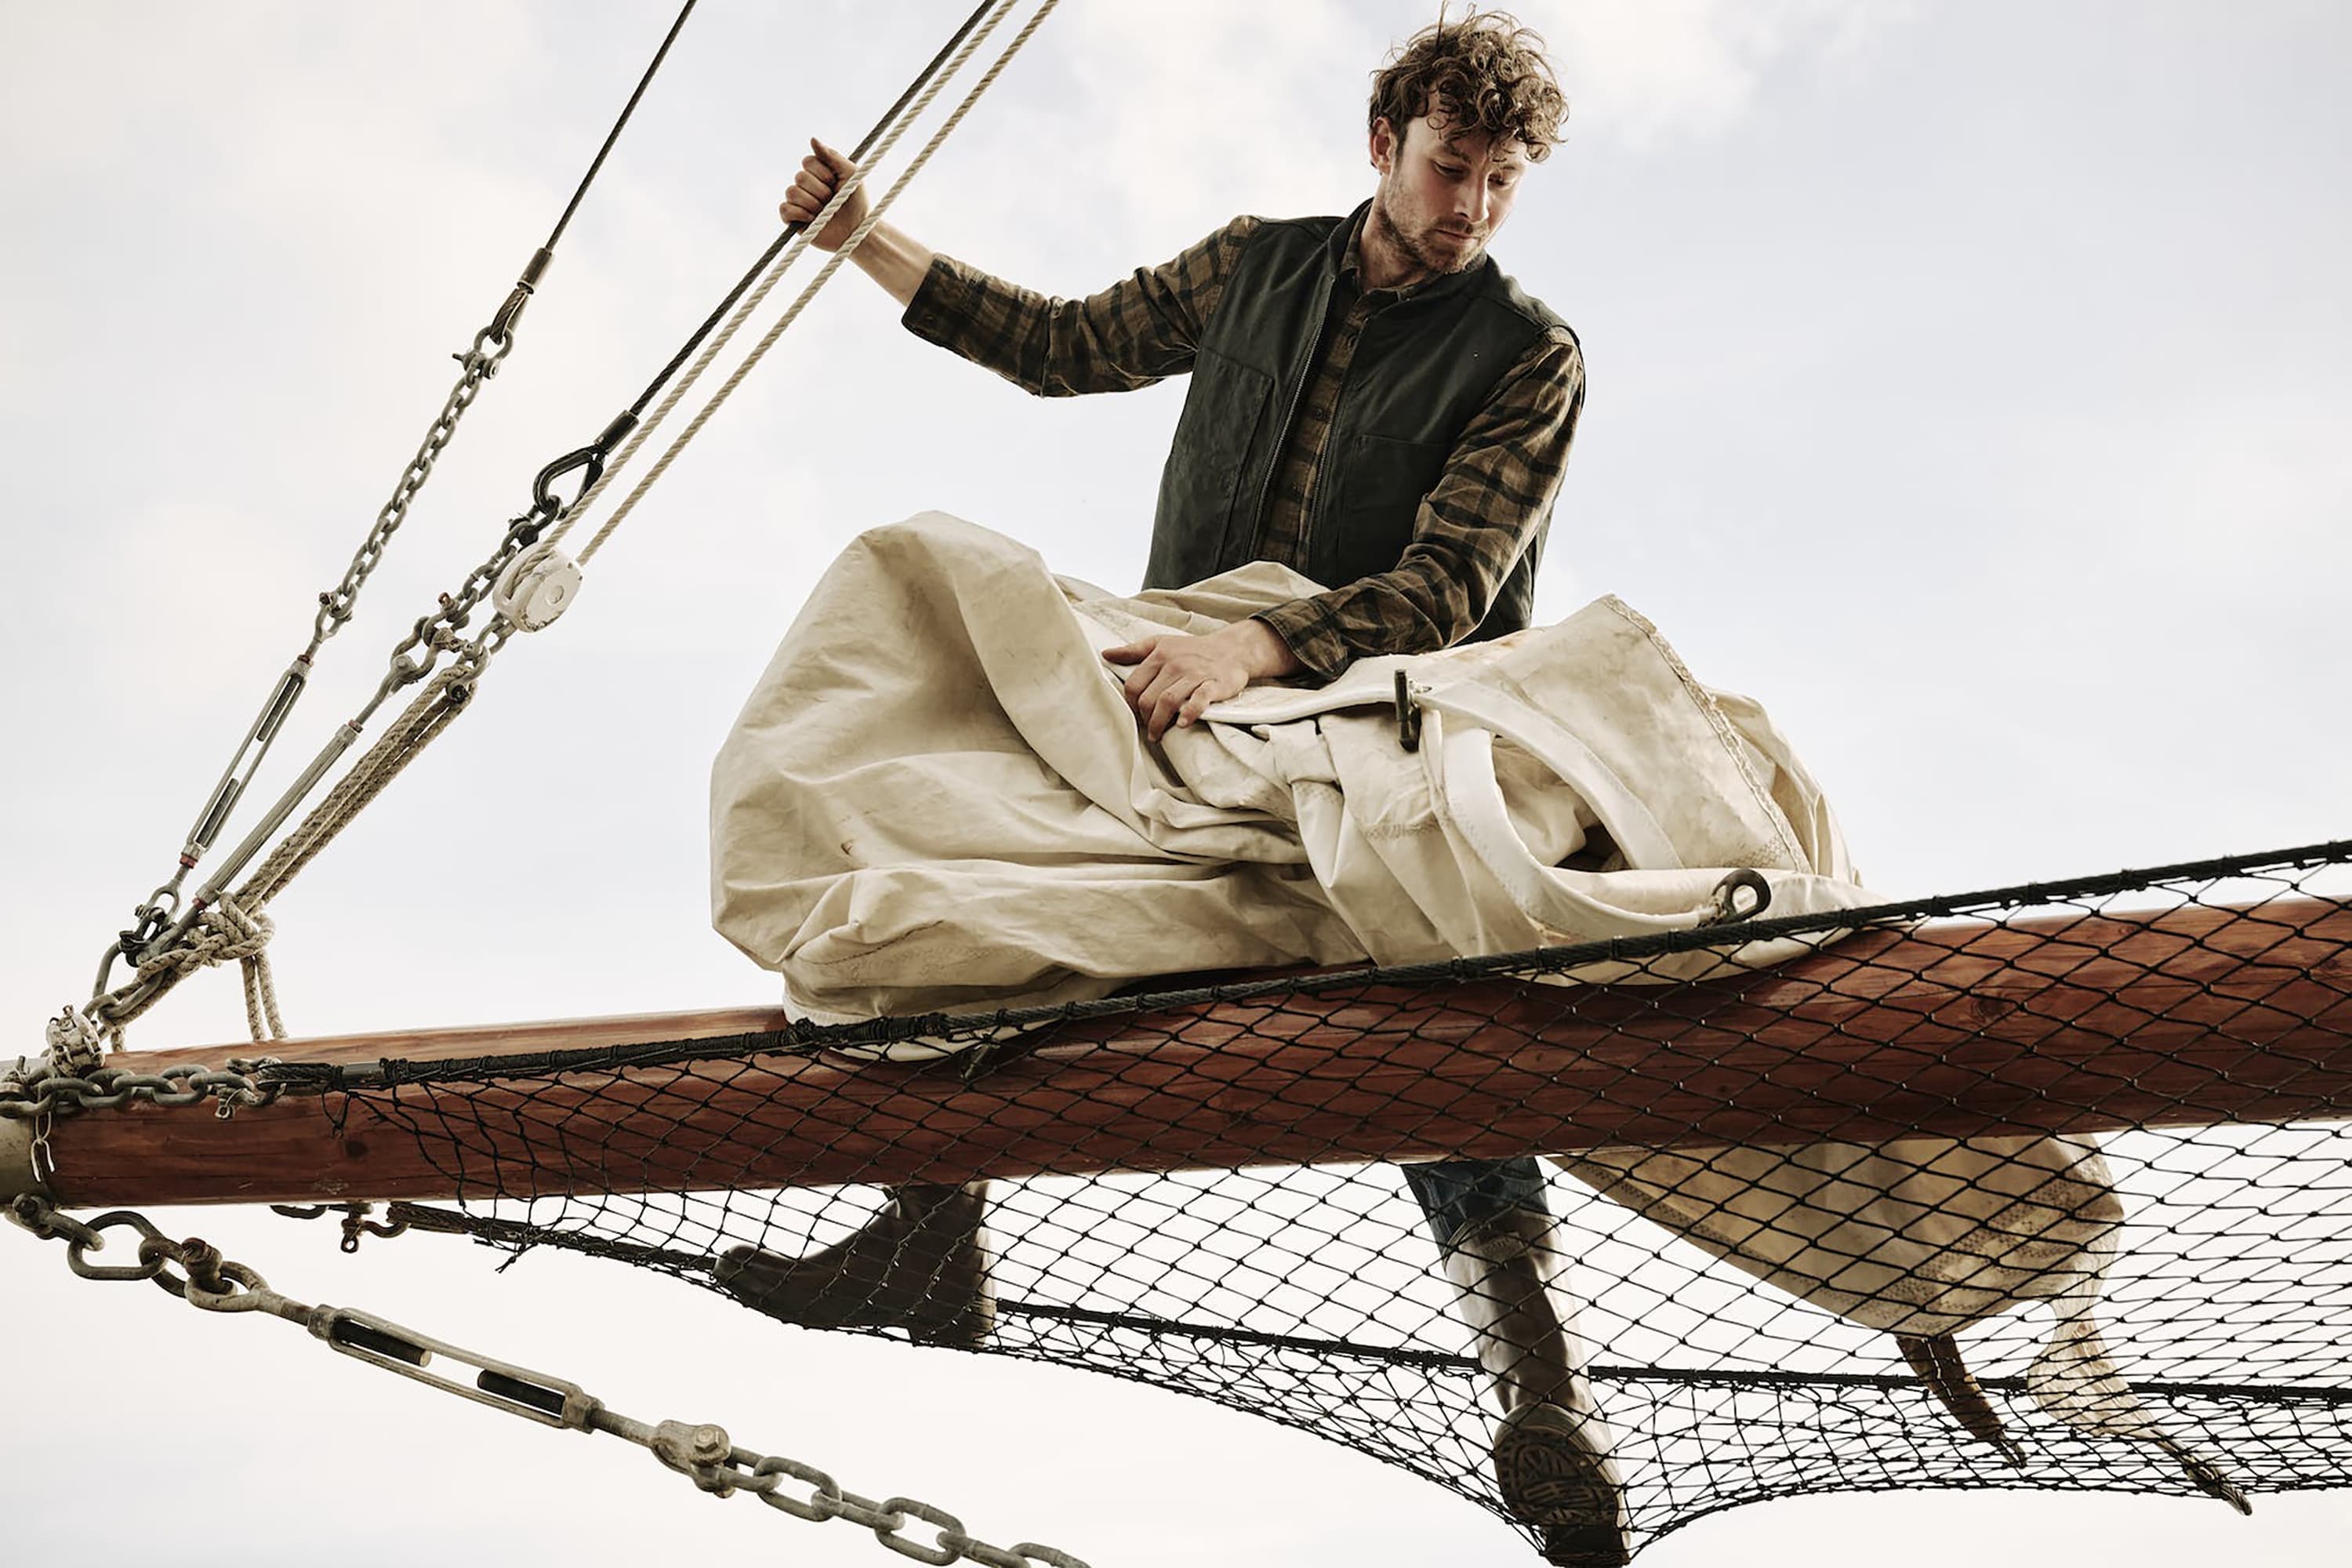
top-left (1368, 8), bottom-right (1566, 162)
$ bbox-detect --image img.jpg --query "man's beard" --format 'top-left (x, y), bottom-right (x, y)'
top-left (1372, 187), bottom-right (1485, 277)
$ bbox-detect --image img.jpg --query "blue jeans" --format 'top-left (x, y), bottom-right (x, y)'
top-left (1401, 1156), bottom-right (1551, 1253)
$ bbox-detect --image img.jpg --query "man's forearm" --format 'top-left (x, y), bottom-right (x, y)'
top-left (1262, 332), bottom-right (1585, 678)
top-left (1234, 615), bottom-right (1305, 680)
top-left (901, 218), bottom-right (1258, 398)
top-left (845, 220), bottom-right (936, 308)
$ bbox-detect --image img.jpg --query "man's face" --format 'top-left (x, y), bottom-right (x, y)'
top-left (1368, 109), bottom-right (1530, 280)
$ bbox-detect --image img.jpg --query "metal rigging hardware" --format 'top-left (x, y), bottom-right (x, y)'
top-left (5, 1196), bottom-right (1088, 1568)
top-left (87, 0), bottom-right (1008, 1044)
top-left (96, 1), bottom-right (702, 1000)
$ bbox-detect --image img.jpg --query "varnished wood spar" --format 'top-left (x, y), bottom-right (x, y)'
top-left (43, 898), bottom-right (2352, 1207)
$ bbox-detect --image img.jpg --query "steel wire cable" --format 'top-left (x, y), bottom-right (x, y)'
top-left (615, 0), bottom-right (1000, 427)
top-left (545, 0), bottom-right (700, 253)
top-left (97, 0), bottom-right (703, 993)
top-left (77, 0), bottom-right (1048, 1042)
top-left (571, 0), bottom-right (1060, 562)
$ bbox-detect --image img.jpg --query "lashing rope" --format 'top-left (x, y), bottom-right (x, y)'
top-left (76, 0), bottom-right (1058, 1047)
top-left (96, 2), bottom-right (701, 990)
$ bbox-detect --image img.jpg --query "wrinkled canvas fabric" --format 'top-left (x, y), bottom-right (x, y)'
top-left (711, 513), bottom-right (1874, 1018)
top-left (711, 514), bottom-right (2226, 1483)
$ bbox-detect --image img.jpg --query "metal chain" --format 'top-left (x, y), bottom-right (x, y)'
top-left (0, 1058), bottom-right (282, 1122)
top-left (98, 339), bottom-right (516, 993)
top-left (368, 516), bottom-right (536, 713)
top-left (103, 522), bottom-right (528, 1034)
top-left (79, 1), bottom-right (1051, 1051)
top-left (315, 339), bottom-right (513, 649)
top-left (4, 1196), bottom-right (1087, 1568)
top-left (42, 1007), bottom-right (106, 1076)
top-left (94, 2), bottom-right (706, 1001)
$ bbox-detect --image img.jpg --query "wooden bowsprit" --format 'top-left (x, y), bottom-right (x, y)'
top-left (11, 896), bottom-right (2349, 1210)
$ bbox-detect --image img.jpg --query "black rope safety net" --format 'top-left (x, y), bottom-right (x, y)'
top-left (256, 839), bottom-right (2352, 1561)
top-left (20, 13), bottom-right (2343, 1557)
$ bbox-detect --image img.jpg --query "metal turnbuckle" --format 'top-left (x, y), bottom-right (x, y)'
top-left (4, 1194), bottom-right (1090, 1567)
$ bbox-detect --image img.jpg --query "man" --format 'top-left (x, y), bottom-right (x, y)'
top-left (723, 13), bottom-right (1624, 1564)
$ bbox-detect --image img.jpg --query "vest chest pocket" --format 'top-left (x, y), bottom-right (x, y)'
top-left (1151, 347), bottom-right (1276, 583)
top-left (1314, 429), bottom-right (1450, 586)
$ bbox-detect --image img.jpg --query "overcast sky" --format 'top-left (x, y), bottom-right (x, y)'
top-left (3, 2), bottom-right (2347, 1564)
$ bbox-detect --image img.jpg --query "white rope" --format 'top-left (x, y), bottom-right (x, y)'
top-left (238, 930), bottom-right (289, 1044)
top-left (547, 0), bottom-right (1047, 552)
top-left (111, 894), bottom-right (286, 1044)
top-left (570, 0), bottom-right (1062, 564)
top-left (87, 4), bottom-right (1057, 1047)
top-left (93, 669), bottom-right (470, 1045)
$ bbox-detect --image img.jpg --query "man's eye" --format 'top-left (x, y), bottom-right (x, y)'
top-left (1436, 165), bottom-right (1466, 179)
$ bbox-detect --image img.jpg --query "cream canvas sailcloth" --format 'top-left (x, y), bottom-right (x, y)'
top-left (710, 513), bottom-right (2234, 1486)
top-left (710, 513), bottom-right (1874, 1014)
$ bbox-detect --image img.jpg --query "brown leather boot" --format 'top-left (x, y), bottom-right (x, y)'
top-left (714, 1181), bottom-right (995, 1348)
top-left (1441, 1209), bottom-right (1631, 1568)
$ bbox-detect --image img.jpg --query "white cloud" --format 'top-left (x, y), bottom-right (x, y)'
top-left (1528, 0), bottom-right (1914, 146)
top-left (1044, 0), bottom-right (1363, 240)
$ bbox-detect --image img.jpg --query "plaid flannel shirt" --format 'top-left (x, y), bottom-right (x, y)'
top-left (902, 213), bottom-right (1584, 678)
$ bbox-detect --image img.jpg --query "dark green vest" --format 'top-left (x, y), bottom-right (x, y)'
top-left (1144, 201), bottom-right (1573, 644)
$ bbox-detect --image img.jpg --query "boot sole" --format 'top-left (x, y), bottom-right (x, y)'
top-left (1494, 1404), bottom-right (1630, 1567)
